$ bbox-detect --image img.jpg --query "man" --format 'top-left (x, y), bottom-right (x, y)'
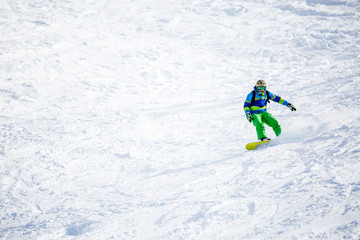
top-left (243, 80), bottom-right (296, 141)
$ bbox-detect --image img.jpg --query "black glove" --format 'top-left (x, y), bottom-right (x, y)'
top-left (287, 103), bottom-right (296, 111)
top-left (246, 113), bottom-right (253, 123)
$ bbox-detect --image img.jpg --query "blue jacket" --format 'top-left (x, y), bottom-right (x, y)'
top-left (244, 87), bottom-right (289, 115)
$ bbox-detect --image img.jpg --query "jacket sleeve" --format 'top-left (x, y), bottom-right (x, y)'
top-left (268, 91), bottom-right (289, 106)
top-left (243, 92), bottom-right (253, 114)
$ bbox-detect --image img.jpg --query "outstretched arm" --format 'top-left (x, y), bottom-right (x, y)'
top-left (268, 91), bottom-right (296, 111)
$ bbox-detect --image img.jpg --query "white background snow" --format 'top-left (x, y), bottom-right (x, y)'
top-left (1, 0), bottom-right (360, 239)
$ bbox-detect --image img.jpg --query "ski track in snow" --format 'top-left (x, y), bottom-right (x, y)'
top-left (1, 0), bottom-right (360, 239)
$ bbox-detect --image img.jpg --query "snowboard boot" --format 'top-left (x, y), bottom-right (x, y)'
top-left (260, 137), bottom-right (271, 141)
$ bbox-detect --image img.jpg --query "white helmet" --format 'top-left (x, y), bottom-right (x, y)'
top-left (255, 79), bottom-right (267, 87)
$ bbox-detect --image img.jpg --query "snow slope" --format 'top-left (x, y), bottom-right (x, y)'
top-left (1, 0), bottom-right (360, 239)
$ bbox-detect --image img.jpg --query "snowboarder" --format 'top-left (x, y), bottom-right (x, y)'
top-left (243, 80), bottom-right (296, 141)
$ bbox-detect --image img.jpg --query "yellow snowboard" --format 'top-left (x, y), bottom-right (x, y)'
top-left (245, 139), bottom-right (271, 150)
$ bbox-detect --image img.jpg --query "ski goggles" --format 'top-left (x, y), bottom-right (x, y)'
top-left (257, 86), bottom-right (266, 92)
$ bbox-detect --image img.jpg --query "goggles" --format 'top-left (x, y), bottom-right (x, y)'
top-left (257, 86), bottom-right (266, 92)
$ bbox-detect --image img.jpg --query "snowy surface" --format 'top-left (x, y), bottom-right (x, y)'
top-left (1, 0), bottom-right (360, 239)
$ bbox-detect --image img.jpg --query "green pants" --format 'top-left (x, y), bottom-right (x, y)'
top-left (252, 111), bottom-right (281, 139)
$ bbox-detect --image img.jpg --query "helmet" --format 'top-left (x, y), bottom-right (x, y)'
top-left (255, 79), bottom-right (267, 87)
top-left (255, 80), bottom-right (267, 93)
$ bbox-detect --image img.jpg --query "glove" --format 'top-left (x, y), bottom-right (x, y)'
top-left (246, 113), bottom-right (253, 123)
top-left (287, 103), bottom-right (296, 111)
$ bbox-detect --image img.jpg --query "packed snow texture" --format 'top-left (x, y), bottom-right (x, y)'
top-left (1, 0), bottom-right (360, 239)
